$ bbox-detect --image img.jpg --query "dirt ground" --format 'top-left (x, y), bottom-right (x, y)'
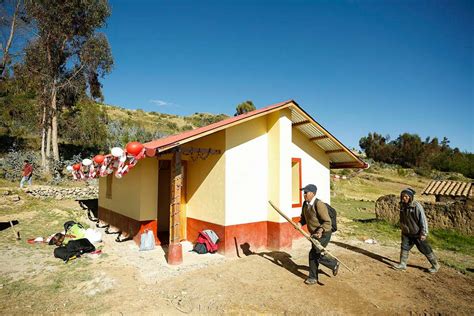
top-left (1, 200), bottom-right (474, 315)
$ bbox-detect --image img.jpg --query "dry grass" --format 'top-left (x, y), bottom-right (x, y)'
top-left (331, 165), bottom-right (474, 273)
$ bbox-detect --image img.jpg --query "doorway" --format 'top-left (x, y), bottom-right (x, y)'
top-left (157, 160), bottom-right (171, 244)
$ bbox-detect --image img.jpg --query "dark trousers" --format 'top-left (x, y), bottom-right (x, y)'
top-left (401, 234), bottom-right (433, 255)
top-left (308, 232), bottom-right (337, 280)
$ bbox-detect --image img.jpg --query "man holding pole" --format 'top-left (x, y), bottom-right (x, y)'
top-left (297, 184), bottom-right (340, 285)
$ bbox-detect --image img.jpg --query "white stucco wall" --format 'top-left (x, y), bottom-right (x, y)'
top-left (225, 116), bottom-right (269, 225)
top-left (225, 109), bottom-right (327, 225)
top-left (289, 128), bottom-right (331, 218)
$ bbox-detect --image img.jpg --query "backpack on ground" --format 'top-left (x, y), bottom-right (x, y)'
top-left (53, 238), bottom-right (96, 262)
top-left (192, 230), bottom-right (219, 254)
top-left (316, 199), bottom-right (337, 232)
top-left (192, 242), bottom-right (208, 254)
top-left (63, 221), bottom-right (84, 232)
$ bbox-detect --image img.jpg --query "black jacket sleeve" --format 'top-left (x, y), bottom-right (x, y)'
top-left (299, 202), bottom-right (307, 226)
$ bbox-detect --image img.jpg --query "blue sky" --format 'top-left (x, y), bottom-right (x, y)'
top-left (101, 0), bottom-right (473, 152)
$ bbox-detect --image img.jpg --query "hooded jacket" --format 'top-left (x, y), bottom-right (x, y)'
top-left (399, 200), bottom-right (429, 237)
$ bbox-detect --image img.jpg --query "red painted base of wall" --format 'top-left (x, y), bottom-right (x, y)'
top-left (187, 216), bottom-right (305, 256)
top-left (99, 207), bottom-right (305, 256)
top-left (99, 207), bottom-right (163, 245)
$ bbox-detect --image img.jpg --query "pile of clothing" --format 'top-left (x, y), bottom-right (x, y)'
top-left (192, 229), bottom-right (219, 254)
top-left (49, 221), bottom-right (102, 263)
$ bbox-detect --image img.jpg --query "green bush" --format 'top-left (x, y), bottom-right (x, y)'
top-left (181, 124), bottom-right (193, 131)
top-left (397, 168), bottom-right (409, 177)
top-left (166, 122), bottom-right (178, 130)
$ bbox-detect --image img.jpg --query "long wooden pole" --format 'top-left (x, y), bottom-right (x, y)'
top-left (268, 200), bottom-right (353, 273)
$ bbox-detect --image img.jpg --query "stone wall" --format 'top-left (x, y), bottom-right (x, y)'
top-left (375, 195), bottom-right (473, 235)
top-left (24, 185), bottom-right (98, 200)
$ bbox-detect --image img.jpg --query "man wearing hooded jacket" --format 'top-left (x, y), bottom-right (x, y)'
top-left (393, 188), bottom-right (440, 273)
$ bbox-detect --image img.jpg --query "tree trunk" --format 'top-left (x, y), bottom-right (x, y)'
top-left (40, 102), bottom-right (47, 169)
top-left (46, 122), bottom-right (51, 159)
top-left (0, 0), bottom-right (20, 79)
top-left (50, 83), bottom-right (59, 161)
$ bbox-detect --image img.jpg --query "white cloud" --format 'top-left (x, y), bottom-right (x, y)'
top-left (149, 99), bottom-right (179, 108)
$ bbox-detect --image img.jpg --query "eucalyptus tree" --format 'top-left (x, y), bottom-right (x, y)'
top-left (235, 100), bottom-right (256, 116)
top-left (0, 0), bottom-right (31, 79)
top-left (23, 0), bottom-right (113, 168)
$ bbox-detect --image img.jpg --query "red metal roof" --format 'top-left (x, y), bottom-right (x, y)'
top-left (143, 99), bottom-right (366, 169)
top-left (144, 100), bottom-right (294, 152)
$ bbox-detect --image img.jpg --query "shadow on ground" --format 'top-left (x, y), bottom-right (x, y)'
top-left (239, 242), bottom-right (332, 280)
top-left (331, 240), bottom-right (426, 271)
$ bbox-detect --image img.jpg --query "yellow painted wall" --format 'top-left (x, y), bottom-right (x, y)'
top-left (97, 106), bottom-right (332, 229)
top-left (186, 130), bottom-right (226, 225)
top-left (98, 157), bottom-right (158, 221)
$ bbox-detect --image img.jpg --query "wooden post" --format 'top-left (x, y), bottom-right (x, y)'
top-left (168, 147), bottom-right (183, 265)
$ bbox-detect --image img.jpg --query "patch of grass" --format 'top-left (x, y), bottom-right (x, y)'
top-left (437, 254), bottom-right (474, 275)
top-left (346, 220), bottom-right (400, 245)
top-left (331, 164), bottom-right (431, 202)
top-left (332, 196), bottom-right (400, 245)
top-left (332, 196), bottom-right (375, 220)
top-left (429, 229), bottom-right (474, 256)
top-left (2, 279), bottom-right (40, 296)
top-left (332, 197), bottom-right (474, 274)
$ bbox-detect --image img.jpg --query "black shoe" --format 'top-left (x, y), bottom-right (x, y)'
top-left (304, 278), bottom-right (318, 285)
top-left (333, 262), bottom-right (340, 276)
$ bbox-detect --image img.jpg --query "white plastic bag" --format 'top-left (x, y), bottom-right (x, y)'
top-left (139, 230), bottom-right (155, 251)
top-left (85, 228), bottom-right (102, 243)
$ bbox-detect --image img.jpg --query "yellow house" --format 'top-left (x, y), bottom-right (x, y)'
top-left (98, 100), bottom-right (366, 262)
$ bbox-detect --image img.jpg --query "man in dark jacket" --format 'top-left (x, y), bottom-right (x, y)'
top-left (298, 184), bottom-right (339, 285)
top-left (393, 188), bottom-right (440, 273)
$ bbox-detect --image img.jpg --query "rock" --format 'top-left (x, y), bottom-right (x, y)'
top-left (25, 185), bottom-right (98, 200)
top-left (8, 195), bottom-right (21, 202)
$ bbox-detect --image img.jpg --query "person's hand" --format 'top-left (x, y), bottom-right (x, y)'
top-left (420, 234), bottom-right (427, 241)
top-left (296, 222), bottom-right (302, 229)
top-left (312, 228), bottom-right (323, 239)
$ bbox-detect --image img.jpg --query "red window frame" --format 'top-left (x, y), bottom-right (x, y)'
top-left (292, 158), bottom-right (302, 208)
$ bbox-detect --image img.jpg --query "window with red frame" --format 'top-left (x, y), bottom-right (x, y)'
top-left (291, 158), bottom-right (302, 207)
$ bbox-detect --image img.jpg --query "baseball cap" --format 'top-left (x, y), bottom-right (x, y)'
top-left (300, 184), bottom-right (317, 194)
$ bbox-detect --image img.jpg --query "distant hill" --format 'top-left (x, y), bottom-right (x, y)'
top-left (0, 97), bottom-right (230, 154)
top-left (101, 103), bottom-right (229, 138)
top-left (331, 161), bottom-right (472, 203)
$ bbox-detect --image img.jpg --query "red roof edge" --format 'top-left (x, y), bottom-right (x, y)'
top-left (143, 99), bottom-right (295, 151)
